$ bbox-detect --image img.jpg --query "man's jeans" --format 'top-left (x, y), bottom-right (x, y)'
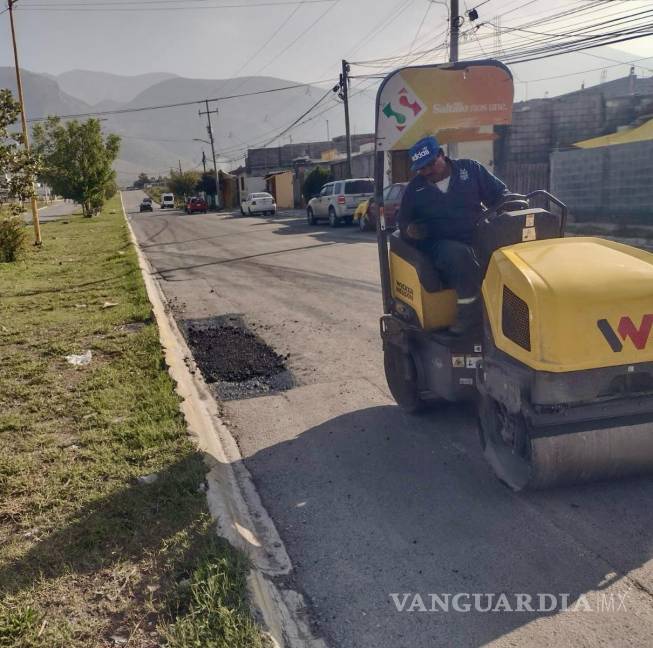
top-left (428, 239), bottom-right (481, 300)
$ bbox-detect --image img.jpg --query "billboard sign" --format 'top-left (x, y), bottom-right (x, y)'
top-left (376, 61), bottom-right (514, 151)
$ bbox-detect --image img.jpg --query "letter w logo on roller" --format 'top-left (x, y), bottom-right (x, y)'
top-left (597, 315), bottom-right (653, 352)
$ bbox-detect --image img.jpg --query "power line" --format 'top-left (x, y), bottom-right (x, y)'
top-left (218, 1), bottom-right (307, 86)
top-left (512, 55), bottom-right (653, 84)
top-left (255, 0), bottom-right (342, 75)
top-left (26, 78), bottom-right (337, 122)
top-left (218, 79), bottom-right (377, 162)
top-left (353, 1), bottom-right (653, 71)
top-left (351, 0), bottom-right (572, 66)
top-left (17, 0), bottom-right (336, 10)
top-left (260, 87), bottom-right (333, 147)
top-left (347, 0), bottom-right (417, 60)
top-left (407, 0), bottom-right (434, 54)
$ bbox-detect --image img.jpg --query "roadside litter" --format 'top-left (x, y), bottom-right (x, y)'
top-left (65, 350), bottom-right (92, 366)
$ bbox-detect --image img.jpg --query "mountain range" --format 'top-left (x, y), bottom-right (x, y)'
top-left (1, 47), bottom-right (650, 185)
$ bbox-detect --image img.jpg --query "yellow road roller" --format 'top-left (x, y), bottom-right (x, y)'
top-left (373, 60), bottom-right (653, 489)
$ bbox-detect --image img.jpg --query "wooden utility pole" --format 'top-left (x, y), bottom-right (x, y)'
top-left (341, 60), bottom-right (352, 178)
top-left (8, 0), bottom-right (41, 245)
top-left (199, 100), bottom-right (220, 209)
top-left (201, 151), bottom-right (207, 173)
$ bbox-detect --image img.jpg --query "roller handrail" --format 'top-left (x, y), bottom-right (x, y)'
top-left (526, 190), bottom-right (568, 235)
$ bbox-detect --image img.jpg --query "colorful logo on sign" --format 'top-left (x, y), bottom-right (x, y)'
top-left (597, 315), bottom-right (653, 352)
top-left (376, 64), bottom-right (514, 151)
top-left (382, 87), bottom-right (423, 133)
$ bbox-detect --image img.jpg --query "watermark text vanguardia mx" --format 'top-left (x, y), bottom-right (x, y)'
top-left (390, 592), bottom-right (629, 613)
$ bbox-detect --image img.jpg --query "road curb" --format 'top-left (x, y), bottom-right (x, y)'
top-left (121, 194), bottom-right (326, 648)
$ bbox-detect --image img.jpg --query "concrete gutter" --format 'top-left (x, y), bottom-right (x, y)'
top-left (121, 194), bottom-right (326, 648)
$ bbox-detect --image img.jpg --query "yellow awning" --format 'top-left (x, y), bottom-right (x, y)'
top-left (574, 118), bottom-right (653, 148)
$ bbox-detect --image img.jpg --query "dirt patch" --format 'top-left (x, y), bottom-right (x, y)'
top-left (184, 315), bottom-right (293, 400)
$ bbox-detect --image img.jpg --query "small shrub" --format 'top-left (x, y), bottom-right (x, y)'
top-left (0, 215), bottom-right (27, 263)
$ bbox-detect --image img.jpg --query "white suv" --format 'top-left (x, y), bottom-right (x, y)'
top-left (161, 193), bottom-right (175, 209)
top-left (306, 178), bottom-right (375, 227)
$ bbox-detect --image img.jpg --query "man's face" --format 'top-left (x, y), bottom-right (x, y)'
top-left (418, 152), bottom-right (446, 179)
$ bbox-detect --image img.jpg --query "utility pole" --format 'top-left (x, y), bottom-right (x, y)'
top-left (8, 0), bottom-right (41, 245)
top-left (449, 0), bottom-right (459, 63)
top-left (199, 100), bottom-right (220, 209)
top-left (339, 60), bottom-right (352, 178)
top-left (201, 151), bottom-right (207, 173)
top-left (178, 160), bottom-right (182, 174)
top-left (326, 119), bottom-right (330, 142)
top-left (448, 0), bottom-right (460, 158)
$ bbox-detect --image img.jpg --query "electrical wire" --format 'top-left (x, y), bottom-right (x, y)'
top-left (17, 0), bottom-right (336, 10)
top-left (353, 0), bottom-right (604, 67)
top-left (407, 0), bottom-right (434, 54)
top-left (218, 1), bottom-right (306, 85)
top-left (26, 78), bottom-right (337, 122)
top-left (353, 1), bottom-right (653, 71)
top-left (260, 87), bottom-right (332, 146)
top-left (251, 0), bottom-right (342, 75)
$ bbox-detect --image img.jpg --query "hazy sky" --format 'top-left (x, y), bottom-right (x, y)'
top-left (1, 0), bottom-right (652, 87)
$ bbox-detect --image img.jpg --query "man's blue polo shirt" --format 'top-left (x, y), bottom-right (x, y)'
top-left (398, 158), bottom-right (507, 245)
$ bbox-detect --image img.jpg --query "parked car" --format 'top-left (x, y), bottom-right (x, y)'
top-left (241, 192), bottom-right (276, 216)
top-left (356, 182), bottom-right (407, 231)
top-left (139, 197), bottom-right (153, 213)
top-left (306, 178), bottom-right (374, 227)
top-left (185, 196), bottom-right (208, 214)
top-left (161, 193), bottom-right (175, 209)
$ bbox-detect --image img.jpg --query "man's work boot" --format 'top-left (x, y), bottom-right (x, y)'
top-left (448, 297), bottom-right (482, 336)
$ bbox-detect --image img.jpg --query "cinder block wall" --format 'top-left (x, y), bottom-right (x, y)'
top-left (551, 141), bottom-right (653, 222)
top-left (495, 87), bottom-right (652, 202)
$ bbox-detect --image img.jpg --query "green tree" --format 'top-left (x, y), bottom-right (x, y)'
top-left (0, 89), bottom-right (40, 215)
top-left (0, 89), bottom-right (40, 261)
top-left (133, 172), bottom-right (150, 189)
top-left (33, 117), bottom-right (120, 217)
top-left (195, 170), bottom-right (217, 196)
top-left (303, 166), bottom-right (333, 202)
top-left (168, 170), bottom-right (201, 199)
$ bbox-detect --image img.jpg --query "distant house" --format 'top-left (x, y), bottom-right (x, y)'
top-left (231, 166), bottom-right (266, 204)
top-left (265, 171), bottom-right (294, 209)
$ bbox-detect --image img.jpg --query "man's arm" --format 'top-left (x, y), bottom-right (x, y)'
top-left (398, 182), bottom-right (430, 241)
top-left (397, 183), bottom-right (414, 237)
top-left (472, 161), bottom-right (508, 209)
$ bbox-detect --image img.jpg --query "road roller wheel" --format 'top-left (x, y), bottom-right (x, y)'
top-left (478, 394), bottom-right (533, 491)
top-left (383, 344), bottom-right (425, 414)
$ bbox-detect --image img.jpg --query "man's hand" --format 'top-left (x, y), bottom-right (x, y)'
top-left (405, 222), bottom-right (430, 240)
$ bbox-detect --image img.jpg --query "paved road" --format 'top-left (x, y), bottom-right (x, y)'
top-left (23, 200), bottom-right (80, 223)
top-left (125, 190), bottom-right (653, 648)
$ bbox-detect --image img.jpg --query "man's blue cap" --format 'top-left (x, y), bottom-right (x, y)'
top-left (409, 136), bottom-right (440, 171)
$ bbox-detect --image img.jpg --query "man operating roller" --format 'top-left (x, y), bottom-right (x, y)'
top-left (398, 135), bottom-right (508, 335)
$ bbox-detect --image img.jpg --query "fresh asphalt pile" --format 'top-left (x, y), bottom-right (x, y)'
top-left (186, 316), bottom-right (293, 400)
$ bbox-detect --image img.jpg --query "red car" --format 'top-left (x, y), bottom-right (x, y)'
top-left (185, 196), bottom-right (208, 214)
top-left (359, 182), bottom-right (407, 231)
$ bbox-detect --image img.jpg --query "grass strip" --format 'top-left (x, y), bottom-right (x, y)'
top-left (0, 196), bottom-right (268, 647)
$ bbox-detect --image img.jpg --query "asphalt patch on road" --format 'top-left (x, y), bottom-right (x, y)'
top-left (183, 314), bottom-right (293, 400)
